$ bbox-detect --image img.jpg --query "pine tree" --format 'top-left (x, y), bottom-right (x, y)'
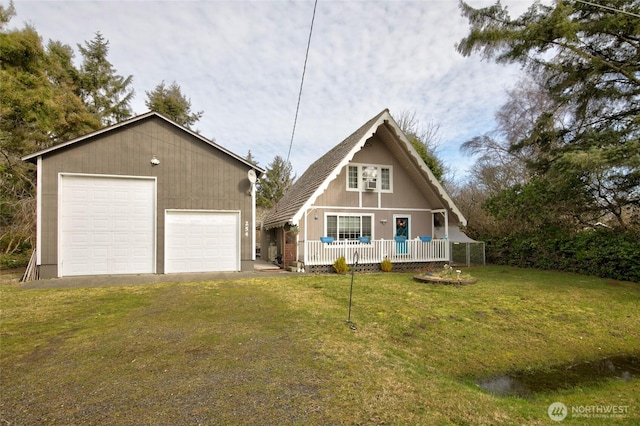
top-left (256, 156), bottom-right (295, 210)
top-left (244, 150), bottom-right (258, 166)
top-left (77, 32), bottom-right (134, 125)
top-left (145, 81), bottom-right (203, 129)
top-left (457, 0), bottom-right (640, 229)
top-left (1, 6), bottom-right (99, 256)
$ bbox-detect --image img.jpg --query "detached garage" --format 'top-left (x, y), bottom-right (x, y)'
top-left (22, 112), bottom-right (264, 279)
top-left (165, 210), bottom-right (239, 273)
top-left (59, 174), bottom-right (156, 276)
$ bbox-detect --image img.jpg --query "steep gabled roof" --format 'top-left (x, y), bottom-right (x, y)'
top-left (21, 111), bottom-right (265, 175)
top-left (262, 109), bottom-right (466, 229)
top-left (262, 109), bottom-right (388, 229)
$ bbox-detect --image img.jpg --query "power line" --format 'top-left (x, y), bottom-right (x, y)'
top-left (574, 0), bottom-right (640, 18)
top-left (286, 0), bottom-right (318, 166)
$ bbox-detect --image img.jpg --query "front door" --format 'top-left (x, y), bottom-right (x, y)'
top-left (395, 217), bottom-right (409, 239)
top-left (394, 216), bottom-right (409, 254)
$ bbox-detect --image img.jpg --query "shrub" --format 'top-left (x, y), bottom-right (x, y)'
top-left (480, 227), bottom-right (640, 282)
top-left (380, 258), bottom-right (393, 272)
top-left (0, 251), bottom-right (31, 270)
top-left (333, 256), bottom-right (349, 274)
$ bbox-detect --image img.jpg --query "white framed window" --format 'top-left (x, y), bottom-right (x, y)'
top-left (381, 167), bottom-right (391, 190)
top-left (348, 166), bottom-right (358, 189)
top-left (346, 164), bottom-right (393, 192)
top-left (326, 214), bottom-right (373, 240)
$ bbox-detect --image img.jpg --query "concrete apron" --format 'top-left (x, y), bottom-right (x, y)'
top-left (21, 260), bottom-right (285, 289)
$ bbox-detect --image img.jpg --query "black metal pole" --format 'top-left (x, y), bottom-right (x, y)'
top-left (346, 251), bottom-right (358, 325)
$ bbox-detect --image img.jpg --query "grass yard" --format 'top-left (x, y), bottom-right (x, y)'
top-left (1, 266), bottom-right (639, 425)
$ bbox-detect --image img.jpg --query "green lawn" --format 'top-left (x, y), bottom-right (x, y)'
top-left (1, 266), bottom-right (638, 425)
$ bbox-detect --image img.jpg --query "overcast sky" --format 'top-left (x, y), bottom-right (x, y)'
top-left (11, 0), bottom-right (535, 180)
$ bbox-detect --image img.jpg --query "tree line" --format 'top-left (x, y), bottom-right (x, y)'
top-left (0, 1), bottom-right (317, 267)
top-left (0, 1), bottom-right (443, 269)
top-left (0, 2), bottom-right (214, 267)
top-left (2, 1), bottom-right (638, 282)
top-left (451, 0), bottom-right (639, 282)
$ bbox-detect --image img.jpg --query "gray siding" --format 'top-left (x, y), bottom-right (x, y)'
top-left (38, 116), bottom-right (254, 277)
top-left (305, 133), bottom-right (455, 242)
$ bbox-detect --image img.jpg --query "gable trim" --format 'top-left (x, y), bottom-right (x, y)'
top-left (383, 114), bottom-right (468, 226)
top-left (289, 110), bottom-right (466, 227)
top-left (290, 113), bottom-right (390, 225)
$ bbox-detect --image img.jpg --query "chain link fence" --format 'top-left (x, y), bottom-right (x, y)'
top-left (450, 241), bottom-right (485, 266)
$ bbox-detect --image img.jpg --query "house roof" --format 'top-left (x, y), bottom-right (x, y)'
top-left (21, 111), bottom-right (265, 175)
top-left (435, 226), bottom-right (478, 243)
top-left (262, 109), bottom-right (467, 229)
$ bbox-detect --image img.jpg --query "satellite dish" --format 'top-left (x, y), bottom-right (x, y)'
top-left (247, 169), bottom-right (257, 183)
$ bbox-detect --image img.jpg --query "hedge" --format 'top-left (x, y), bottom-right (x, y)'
top-left (481, 228), bottom-right (640, 283)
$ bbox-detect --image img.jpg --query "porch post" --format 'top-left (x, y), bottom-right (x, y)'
top-left (303, 211), bottom-right (308, 266)
top-left (444, 209), bottom-right (449, 241)
top-left (444, 210), bottom-right (450, 261)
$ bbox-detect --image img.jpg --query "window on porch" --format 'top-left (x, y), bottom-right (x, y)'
top-left (326, 215), bottom-right (372, 240)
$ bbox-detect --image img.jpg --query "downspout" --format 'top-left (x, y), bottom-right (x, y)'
top-left (251, 179), bottom-right (256, 261)
top-left (36, 156), bottom-right (42, 267)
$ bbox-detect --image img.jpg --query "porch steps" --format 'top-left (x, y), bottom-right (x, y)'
top-left (288, 261), bottom-right (305, 273)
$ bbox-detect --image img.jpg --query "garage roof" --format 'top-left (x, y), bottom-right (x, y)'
top-left (22, 111), bottom-right (265, 176)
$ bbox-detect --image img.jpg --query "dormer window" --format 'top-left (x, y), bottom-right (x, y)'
top-left (346, 164), bottom-right (393, 192)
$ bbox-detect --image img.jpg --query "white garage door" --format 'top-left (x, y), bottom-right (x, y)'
top-left (165, 210), bottom-right (240, 273)
top-left (59, 174), bottom-right (156, 276)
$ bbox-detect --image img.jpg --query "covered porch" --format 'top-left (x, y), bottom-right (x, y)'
top-left (301, 237), bottom-right (449, 267)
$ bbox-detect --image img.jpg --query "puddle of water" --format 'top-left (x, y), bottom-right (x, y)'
top-left (476, 355), bottom-right (639, 398)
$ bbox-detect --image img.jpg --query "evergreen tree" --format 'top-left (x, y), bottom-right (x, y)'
top-left (145, 80), bottom-right (203, 129)
top-left (244, 150), bottom-right (258, 166)
top-left (256, 156), bottom-right (295, 210)
top-left (77, 31), bottom-right (134, 125)
top-left (1, 6), bottom-right (99, 256)
top-left (457, 0), bottom-right (640, 229)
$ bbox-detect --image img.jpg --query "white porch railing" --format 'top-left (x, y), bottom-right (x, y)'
top-left (303, 239), bottom-right (449, 266)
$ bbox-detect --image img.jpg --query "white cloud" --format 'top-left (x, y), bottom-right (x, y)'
top-left (11, 0), bottom-right (533, 178)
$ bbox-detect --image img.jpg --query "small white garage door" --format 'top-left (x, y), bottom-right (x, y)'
top-left (165, 210), bottom-right (240, 273)
top-left (59, 174), bottom-right (156, 276)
